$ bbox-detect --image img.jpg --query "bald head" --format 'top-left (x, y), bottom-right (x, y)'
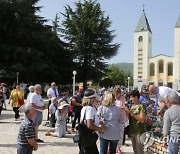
top-left (149, 85), bottom-right (158, 94)
top-left (51, 82), bottom-right (56, 89)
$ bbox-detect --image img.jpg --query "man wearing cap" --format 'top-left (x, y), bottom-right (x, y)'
top-left (47, 82), bottom-right (59, 121)
top-left (17, 105), bottom-right (38, 154)
top-left (30, 84), bottom-right (46, 142)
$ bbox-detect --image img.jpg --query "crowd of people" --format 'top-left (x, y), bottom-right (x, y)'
top-left (1, 81), bottom-right (180, 154)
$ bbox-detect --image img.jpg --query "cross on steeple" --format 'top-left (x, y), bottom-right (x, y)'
top-left (143, 4), bottom-right (145, 12)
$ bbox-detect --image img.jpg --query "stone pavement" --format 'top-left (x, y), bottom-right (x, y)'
top-left (0, 103), bottom-right (134, 154)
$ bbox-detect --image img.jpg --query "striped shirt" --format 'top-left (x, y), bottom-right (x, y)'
top-left (17, 118), bottom-right (36, 147)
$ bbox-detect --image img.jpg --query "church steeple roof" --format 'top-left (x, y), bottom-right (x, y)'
top-left (135, 11), bottom-right (152, 33)
top-left (175, 15), bottom-right (180, 27)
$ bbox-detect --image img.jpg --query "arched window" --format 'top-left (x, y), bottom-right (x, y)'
top-left (138, 36), bottom-right (143, 42)
top-left (150, 63), bottom-right (155, 76)
top-left (168, 63), bottom-right (173, 76)
top-left (159, 60), bottom-right (164, 73)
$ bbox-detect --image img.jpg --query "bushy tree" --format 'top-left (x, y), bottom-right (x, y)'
top-left (61, 0), bottom-right (120, 89)
top-left (0, 0), bottom-right (73, 84)
top-left (107, 65), bottom-right (127, 86)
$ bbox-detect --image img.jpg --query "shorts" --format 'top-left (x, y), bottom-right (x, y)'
top-left (17, 144), bottom-right (33, 154)
top-left (34, 111), bottom-right (43, 126)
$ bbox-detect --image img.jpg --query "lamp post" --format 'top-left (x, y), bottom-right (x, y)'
top-left (128, 77), bottom-right (130, 92)
top-left (72, 71), bottom-right (77, 96)
top-left (16, 72), bottom-right (19, 84)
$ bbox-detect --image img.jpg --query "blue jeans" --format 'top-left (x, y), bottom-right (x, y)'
top-left (169, 142), bottom-right (180, 154)
top-left (100, 137), bottom-right (119, 154)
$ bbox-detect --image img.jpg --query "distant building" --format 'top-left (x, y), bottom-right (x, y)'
top-left (133, 10), bottom-right (180, 90)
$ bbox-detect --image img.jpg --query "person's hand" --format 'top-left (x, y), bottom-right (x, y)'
top-left (33, 144), bottom-right (38, 151)
top-left (99, 125), bottom-right (107, 133)
top-left (162, 137), bottom-right (168, 148)
top-left (8, 101), bottom-right (11, 104)
top-left (99, 120), bottom-right (105, 126)
top-left (41, 105), bottom-right (46, 110)
top-left (125, 107), bottom-right (133, 115)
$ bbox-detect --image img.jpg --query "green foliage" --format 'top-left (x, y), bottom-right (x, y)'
top-left (0, 0), bottom-right (73, 84)
top-left (107, 65), bottom-right (127, 86)
top-left (61, 0), bottom-right (120, 89)
top-left (99, 78), bottom-right (113, 88)
top-left (109, 63), bottom-right (133, 76)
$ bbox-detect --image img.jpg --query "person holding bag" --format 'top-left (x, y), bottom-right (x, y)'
top-left (8, 84), bottom-right (24, 121)
top-left (78, 89), bottom-right (105, 154)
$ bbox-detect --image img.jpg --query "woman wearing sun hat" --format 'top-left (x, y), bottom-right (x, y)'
top-left (46, 101), bottom-right (69, 138)
top-left (79, 89), bottom-right (106, 154)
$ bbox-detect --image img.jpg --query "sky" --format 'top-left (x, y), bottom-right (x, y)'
top-left (37, 0), bottom-right (180, 64)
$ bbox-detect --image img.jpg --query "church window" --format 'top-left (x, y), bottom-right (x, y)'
top-left (150, 63), bottom-right (155, 76)
top-left (138, 36), bottom-right (143, 42)
top-left (159, 60), bottom-right (164, 73)
top-left (168, 63), bottom-right (173, 76)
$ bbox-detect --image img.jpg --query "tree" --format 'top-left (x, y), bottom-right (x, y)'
top-left (99, 78), bottom-right (113, 88)
top-left (0, 0), bottom-right (73, 84)
top-left (107, 65), bottom-right (127, 86)
top-left (61, 0), bottom-right (120, 89)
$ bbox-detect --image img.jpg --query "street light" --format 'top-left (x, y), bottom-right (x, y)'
top-left (127, 77), bottom-right (130, 92)
top-left (16, 72), bottom-right (19, 84)
top-left (72, 71), bottom-right (77, 96)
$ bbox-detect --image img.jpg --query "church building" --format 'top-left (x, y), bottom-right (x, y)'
top-left (133, 10), bottom-right (180, 90)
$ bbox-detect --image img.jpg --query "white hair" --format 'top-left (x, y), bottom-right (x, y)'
top-left (51, 97), bottom-right (57, 103)
top-left (34, 84), bottom-right (41, 90)
top-left (167, 91), bottom-right (180, 105)
top-left (29, 86), bottom-right (34, 92)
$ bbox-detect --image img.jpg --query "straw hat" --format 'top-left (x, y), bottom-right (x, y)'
top-left (58, 101), bottom-right (69, 109)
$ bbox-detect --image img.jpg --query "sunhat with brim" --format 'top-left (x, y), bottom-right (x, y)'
top-left (58, 101), bottom-right (69, 109)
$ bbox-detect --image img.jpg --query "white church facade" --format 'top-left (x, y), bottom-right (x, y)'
top-left (133, 11), bottom-right (180, 90)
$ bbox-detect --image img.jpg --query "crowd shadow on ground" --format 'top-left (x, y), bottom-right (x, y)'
top-left (0, 112), bottom-right (15, 120)
top-left (38, 141), bottom-right (77, 148)
top-left (0, 141), bottom-right (77, 148)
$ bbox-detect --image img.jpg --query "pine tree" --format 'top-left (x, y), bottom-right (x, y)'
top-left (61, 0), bottom-right (120, 89)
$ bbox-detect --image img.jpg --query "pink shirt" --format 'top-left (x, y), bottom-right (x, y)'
top-left (115, 96), bottom-right (128, 124)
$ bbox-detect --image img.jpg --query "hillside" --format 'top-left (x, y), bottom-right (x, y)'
top-left (109, 63), bottom-right (133, 76)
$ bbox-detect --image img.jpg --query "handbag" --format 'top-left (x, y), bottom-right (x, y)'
top-left (18, 98), bottom-right (24, 106)
top-left (16, 91), bottom-right (24, 106)
top-left (76, 107), bottom-right (98, 148)
top-left (73, 134), bottom-right (80, 143)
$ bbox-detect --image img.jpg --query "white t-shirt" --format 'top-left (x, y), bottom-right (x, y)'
top-left (26, 92), bottom-right (33, 105)
top-left (49, 103), bottom-right (57, 114)
top-left (81, 106), bottom-right (99, 126)
top-left (158, 86), bottom-right (180, 102)
top-left (47, 88), bottom-right (59, 99)
top-left (30, 93), bottom-right (44, 112)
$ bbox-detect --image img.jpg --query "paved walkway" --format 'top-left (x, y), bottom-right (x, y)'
top-left (0, 103), bottom-right (134, 154)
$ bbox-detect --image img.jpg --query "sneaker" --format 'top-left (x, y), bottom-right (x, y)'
top-left (122, 142), bottom-right (129, 146)
top-left (116, 149), bottom-right (122, 154)
top-left (45, 130), bottom-right (51, 136)
top-left (36, 139), bottom-right (44, 143)
top-left (66, 130), bottom-right (71, 134)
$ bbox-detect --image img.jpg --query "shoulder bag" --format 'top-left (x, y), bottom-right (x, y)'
top-left (74, 107), bottom-right (98, 148)
top-left (16, 90), bottom-right (24, 106)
